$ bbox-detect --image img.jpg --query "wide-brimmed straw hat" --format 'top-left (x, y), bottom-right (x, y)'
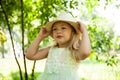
top-left (45, 12), bottom-right (81, 35)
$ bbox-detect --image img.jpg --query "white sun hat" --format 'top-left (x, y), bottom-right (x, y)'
top-left (45, 12), bottom-right (82, 35)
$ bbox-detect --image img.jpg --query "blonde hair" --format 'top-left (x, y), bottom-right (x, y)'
top-left (67, 30), bottom-right (82, 63)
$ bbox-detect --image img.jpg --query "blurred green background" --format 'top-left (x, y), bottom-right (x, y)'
top-left (0, 0), bottom-right (120, 80)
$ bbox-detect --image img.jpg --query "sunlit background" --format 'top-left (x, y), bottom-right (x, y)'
top-left (0, 0), bottom-right (120, 80)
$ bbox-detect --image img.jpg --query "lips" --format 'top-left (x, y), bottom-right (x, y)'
top-left (56, 35), bottom-right (63, 39)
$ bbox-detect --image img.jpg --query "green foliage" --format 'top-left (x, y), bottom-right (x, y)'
top-left (0, 0), bottom-right (21, 29)
top-left (0, 0), bottom-right (119, 64)
top-left (0, 29), bottom-right (7, 46)
top-left (0, 1), bottom-right (120, 80)
top-left (82, 0), bottom-right (99, 14)
top-left (87, 20), bottom-right (120, 66)
top-left (88, 23), bottom-right (114, 54)
top-left (0, 73), bottom-right (5, 80)
top-left (10, 71), bottom-right (41, 80)
top-left (105, 55), bottom-right (119, 66)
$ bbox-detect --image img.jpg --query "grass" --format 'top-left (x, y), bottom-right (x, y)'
top-left (0, 58), bottom-right (120, 80)
top-left (79, 61), bottom-right (120, 80)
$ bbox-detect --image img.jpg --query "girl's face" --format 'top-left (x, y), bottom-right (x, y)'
top-left (52, 21), bottom-right (73, 47)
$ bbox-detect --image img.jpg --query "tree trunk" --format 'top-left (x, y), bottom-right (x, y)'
top-left (20, 0), bottom-right (28, 79)
top-left (0, 1), bottom-right (23, 80)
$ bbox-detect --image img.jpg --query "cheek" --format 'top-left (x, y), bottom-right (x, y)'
top-left (66, 30), bottom-right (72, 36)
top-left (67, 31), bottom-right (72, 39)
top-left (52, 33), bottom-right (57, 39)
top-left (52, 32), bottom-right (56, 37)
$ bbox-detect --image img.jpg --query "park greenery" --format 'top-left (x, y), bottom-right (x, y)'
top-left (0, 0), bottom-right (120, 80)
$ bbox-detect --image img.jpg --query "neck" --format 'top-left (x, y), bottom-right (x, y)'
top-left (57, 43), bottom-right (69, 48)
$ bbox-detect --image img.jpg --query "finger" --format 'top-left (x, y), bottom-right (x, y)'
top-left (76, 21), bottom-right (81, 26)
top-left (76, 22), bottom-right (82, 31)
top-left (76, 22), bottom-right (81, 30)
top-left (41, 26), bottom-right (46, 31)
top-left (41, 27), bottom-right (47, 32)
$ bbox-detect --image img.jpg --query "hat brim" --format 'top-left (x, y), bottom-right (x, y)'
top-left (45, 20), bottom-right (81, 35)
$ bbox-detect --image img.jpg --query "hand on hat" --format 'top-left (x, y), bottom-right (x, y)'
top-left (39, 26), bottom-right (51, 39)
top-left (77, 21), bottom-right (87, 33)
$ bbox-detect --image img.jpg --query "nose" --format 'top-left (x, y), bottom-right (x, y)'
top-left (56, 29), bottom-right (62, 34)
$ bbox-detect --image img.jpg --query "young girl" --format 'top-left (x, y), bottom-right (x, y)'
top-left (25, 12), bottom-right (91, 80)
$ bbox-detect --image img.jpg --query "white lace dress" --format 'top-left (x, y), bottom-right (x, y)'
top-left (36, 47), bottom-right (80, 80)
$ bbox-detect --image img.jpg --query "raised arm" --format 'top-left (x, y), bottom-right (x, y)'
top-left (77, 22), bottom-right (91, 60)
top-left (25, 27), bottom-right (50, 60)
